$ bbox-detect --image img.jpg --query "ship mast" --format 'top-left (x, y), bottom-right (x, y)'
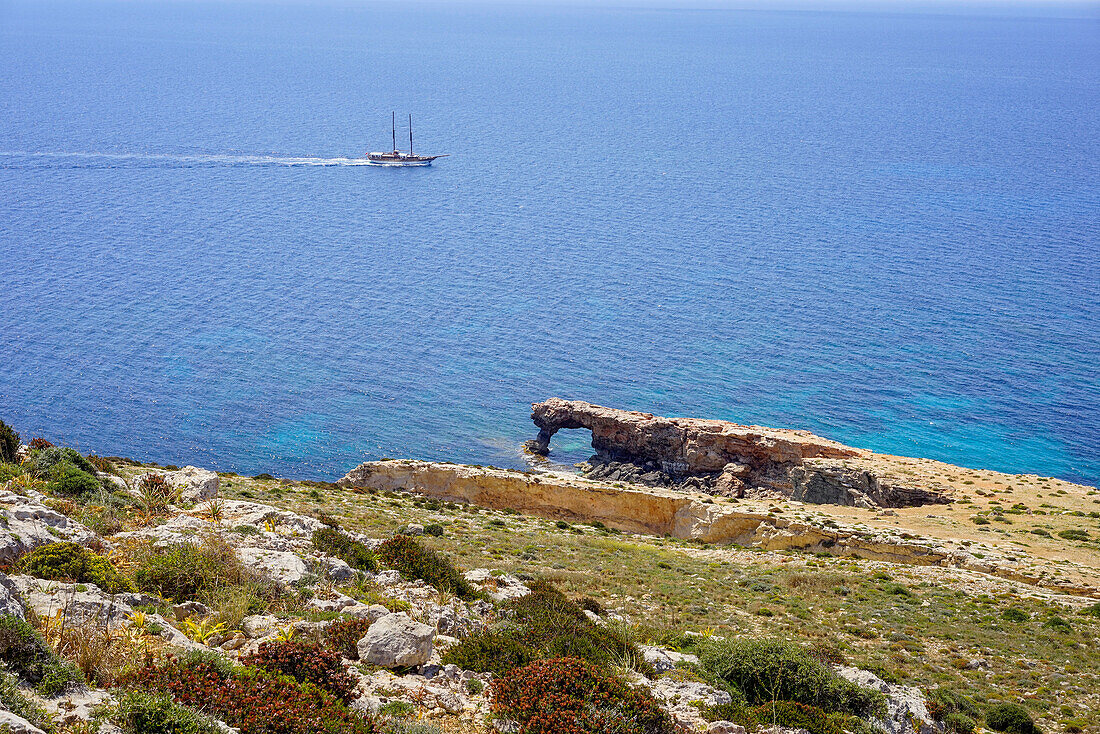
top-left (392, 111), bottom-right (396, 153)
top-left (409, 114), bottom-right (413, 155)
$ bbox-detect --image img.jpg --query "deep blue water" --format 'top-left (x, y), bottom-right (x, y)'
top-left (1, 0), bottom-right (1098, 485)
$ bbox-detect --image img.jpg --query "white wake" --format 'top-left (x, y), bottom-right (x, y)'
top-left (0, 151), bottom-right (377, 167)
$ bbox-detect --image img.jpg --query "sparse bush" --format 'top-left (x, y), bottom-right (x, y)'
top-left (31, 446), bottom-right (96, 477)
top-left (423, 523), bottom-right (444, 537)
top-left (441, 630), bottom-right (535, 676)
top-left (697, 638), bottom-right (885, 718)
top-left (491, 657), bottom-right (674, 734)
top-left (1058, 529), bottom-right (1090, 542)
top-left (18, 542), bottom-right (136, 594)
top-left (120, 654), bottom-right (377, 734)
top-left (1082, 602), bottom-right (1100, 618)
top-left (927, 688), bottom-right (981, 719)
top-left (101, 690), bottom-right (221, 734)
top-left (87, 455), bottom-right (117, 475)
top-left (944, 713), bottom-right (978, 734)
top-left (376, 535), bottom-right (478, 599)
top-left (28, 437), bottom-right (53, 451)
top-left (324, 617), bottom-right (373, 659)
top-left (0, 670), bottom-right (54, 732)
top-left (1042, 616), bottom-right (1072, 633)
top-left (131, 536), bottom-right (273, 605)
top-left (506, 580), bottom-right (652, 675)
top-left (0, 420), bottom-right (19, 463)
top-left (0, 613), bottom-right (83, 695)
top-left (987, 702), bottom-right (1041, 734)
top-left (52, 617), bottom-right (145, 687)
top-left (243, 640), bottom-right (358, 703)
top-left (312, 528), bottom-right (378, 572)
top-left (48, 461), bottom-right (101, 496)
top-left (1000, 608), bottom-right (1028, 623)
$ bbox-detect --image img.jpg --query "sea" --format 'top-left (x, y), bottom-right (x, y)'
top-left (1, 0), bottom-right (1098, 485)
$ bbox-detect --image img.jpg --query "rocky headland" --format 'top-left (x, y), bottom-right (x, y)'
top-left (523, 399), bottom-right (952, 508)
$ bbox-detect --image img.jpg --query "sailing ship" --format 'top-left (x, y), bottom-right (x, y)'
top-left (367, 113), bottom-right (446, 166)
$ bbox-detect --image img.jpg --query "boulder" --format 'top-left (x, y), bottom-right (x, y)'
top-left (708, 723), bottom-right (748, 734)
top-left (237, 547), bottom-right (311, 587)
top-left (640, 644), bottom-right (699, 673)
top-left (790, 463), bottom-right (950, 509)
top-left (357, 613), bottom-right (434, 668)
top-left (132, 467), bottom-right (219, 504)
top-left (463, 568), bottom-right (531, 602)
top-left (0, 490), bottom-right (98, 563)
top-left (0, 711), bottom-right (47, 734)
top-left (241, 615), bottom-right (280, 638)
top-left (0, 572), bottom-right (26, 619)
top-left (834, 665), bottom-right (937, 734)
top-left (644, 677), bottom-right (732, 731)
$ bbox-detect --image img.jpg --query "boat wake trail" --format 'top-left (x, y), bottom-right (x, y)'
top-left (0, 151), bottom-right (376, 169)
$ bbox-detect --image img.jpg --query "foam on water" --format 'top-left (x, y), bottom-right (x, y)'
top-left (0, 151), bottom-right (376, 168)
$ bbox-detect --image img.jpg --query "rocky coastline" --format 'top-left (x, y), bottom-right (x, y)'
top-left (1, 415), bottom-right (1097, 734)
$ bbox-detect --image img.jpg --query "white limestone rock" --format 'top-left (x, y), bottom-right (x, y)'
top-left (463, 568), bottom-right (531, 602)
top-left (241, 614), bottom-right (280, 638)
top-left (0, 572), bottom-right (26, 618)
top-left (131, 467), bottom-right (219, 504)
top-left (641, 644), bottom-right (700, 673)
top-left (0, 711), bottom-right (47, 734)
top-left (0, 490), bottom-right (98, 563)
top-left (644, 677), bottom-right (732, 732)
top-left (835, 665), bottom-right (938, 734)
top-left (237, 547), bottom-right (311, 587)
top-left (357, 612), bottom-right (434, 668)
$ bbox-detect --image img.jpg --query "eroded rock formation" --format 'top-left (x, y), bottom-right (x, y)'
top-left (525, 399), bottom-right (952, 508)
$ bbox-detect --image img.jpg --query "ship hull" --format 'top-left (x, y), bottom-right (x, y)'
top-left (366, 153), bottom-right (440, 167)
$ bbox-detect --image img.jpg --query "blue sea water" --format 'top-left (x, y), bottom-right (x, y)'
top-left (1, 0), bottom-right (1098, 485)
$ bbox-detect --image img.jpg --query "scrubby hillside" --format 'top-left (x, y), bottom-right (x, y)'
top-left (0, 420), bottom-right (1097, 734)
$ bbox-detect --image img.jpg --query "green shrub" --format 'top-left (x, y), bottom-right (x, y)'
top-left (0, 420), bottom-right (19, 464)
top-left (31, 447), bottom-right (96, 477)
top-left (697, 638), bottom-right (885, 717)
top-left (423, 523), bottom-right (444, 537)
top-left (0, 613), bottom-right (83, 695)
top-left (491, 657), bottom-right (674, 734)
top-left (47, 461), bottom-right (101, 496)
top-left (1042, 616), bottom-right (1073, 633)
top-left (928, 688), bottom-right (981, 719)
top-left (508, 580), bottom-right (652, 675)
top-left (987, 703), bottom-right (1041, 734)
top-left (1057, 529), bottom-right (1090, 542)
top-left (1081, 602), bottom-right (1100, 618)
top-left (18, 542), bottom-right (136, 594)
top-left (441, 630), bottom-right (535, 676)
top-left (131, 536), bottom-right (273, 605)
top-left (312, 528), bottom-right (378, 572)
top-left (102, 690), bottom-right (221, 734)
top-left (1000, 608), bottom-right (1028, 623)
top-left (0, 670), bottom-right (54, 732)
top-left (944, 713), bottom-right (978, 734)
top-left (376, 535), bottom-right (477, 599)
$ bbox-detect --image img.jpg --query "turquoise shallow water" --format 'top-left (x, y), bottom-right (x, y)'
top-left (0, 0), bottom-right (1098, 484)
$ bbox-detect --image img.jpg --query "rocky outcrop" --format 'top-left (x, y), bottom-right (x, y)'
top-left (790, 461), bottom-right (950, 508)
top-left (357, 612), bottom-right (434, 668)
top-left (0, 711), bottom-right (47, 734)
top-left (835, 666), bottom-right (938, 734)
top-left (527, 399), bottom-right (861, 472)
top-left (0, 572), bottom-right (26, 618)
top-left (341, 461), bottom-right (952, 562)
top-left (525, 399), bottom-right (866, 495)
top-left (0, 489), bottom-right (99, 563)
top-left (130, 466), bottom-right (219, 504)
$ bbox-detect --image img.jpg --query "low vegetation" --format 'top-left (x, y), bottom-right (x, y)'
top-left (312, 527), bottom-right (378, 572)
top-left (17, 541), bottom-right (136, 594)
top-left (121, 651), bottom-right (378, 734)
top-left (492, 657), bottom-right (674, 734)
top-left (0, 613), bottom-right (83, 696)
top-left (376, 535), bottom-right (479, 599)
